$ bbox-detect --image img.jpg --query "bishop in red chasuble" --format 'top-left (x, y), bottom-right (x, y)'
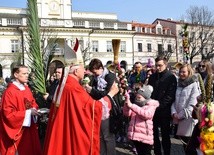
top-left (43, 64), bottom-right (118, 155)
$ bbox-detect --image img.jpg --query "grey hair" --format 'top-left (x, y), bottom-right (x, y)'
top-left (68, 64), bottom-right (80, 73)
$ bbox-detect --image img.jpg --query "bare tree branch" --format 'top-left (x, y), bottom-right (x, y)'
top-left (185, 6), bottom-right (214, 62)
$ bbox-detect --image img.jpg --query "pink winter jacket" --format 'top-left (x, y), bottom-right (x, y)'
top-left (123, 99), bottom-right (159, 145)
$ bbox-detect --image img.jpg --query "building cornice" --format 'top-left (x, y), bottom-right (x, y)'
top-left (92, 29), bottom-right (135, 34)
top-left (17, 26), bottom-right (135, 34)
top-left (0, 27), bottom-right (18, 31)
top-left (134, 32), bottom-right (176, 38)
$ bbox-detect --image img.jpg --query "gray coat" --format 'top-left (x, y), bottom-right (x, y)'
top-left (171, 81), bottom-right (200, 119)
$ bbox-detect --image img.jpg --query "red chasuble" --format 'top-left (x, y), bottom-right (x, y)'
top-left (43, 75), bottom-right (106, 155)
top-left (0, 83), bottom-right (42, 155)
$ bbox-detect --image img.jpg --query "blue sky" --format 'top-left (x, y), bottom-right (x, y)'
top-left (0, 0), bottom-right (213, 23)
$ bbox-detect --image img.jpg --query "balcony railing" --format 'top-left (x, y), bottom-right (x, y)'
top-left (118, 23), bottom-right (128, 30)
top-left (73, 20), bottom-right (85, 27)
top-left (0, 17), bottom-right (132, 30)
top-left (89, 21), bottom-right (100, 28)
top-left (7, 18), bottom-right (22, 25)
top-left (104, 22), bottom-right (114, 29)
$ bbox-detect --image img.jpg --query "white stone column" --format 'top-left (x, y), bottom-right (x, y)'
top-left (44, 38), bottom-right (48, 48)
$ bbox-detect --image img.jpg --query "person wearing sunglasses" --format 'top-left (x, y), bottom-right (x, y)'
top-left (198, 60), bottom-right (213, 83)
top-left (185, 60), bottom-right (214, 155)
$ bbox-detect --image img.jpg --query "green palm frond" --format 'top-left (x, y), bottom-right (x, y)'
top-left (26, 0), bottom-right (46, 94)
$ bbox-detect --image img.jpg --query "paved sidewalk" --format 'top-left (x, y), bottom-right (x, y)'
top-left (116, 137), bottom-right (185, 155)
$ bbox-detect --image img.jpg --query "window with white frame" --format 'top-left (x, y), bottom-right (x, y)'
top-left (146, 27), bottom-right (150, 33)
top-left (167, 29), bottom-right (171, 35)
top-left (120, 41), bottom-right (126, 52)
top-left (138, 43), bottom-right (142, 52)
top-left (158, 44), bottom-right (163, 53)
top-left (147, 43), bottom-right (152, 52)
top-left (168, 44), bottom-right (172, 53)
top-left (107, 41), bottom-right (112, 52)
top-left (179, 46), bottom-right (183, 53)
top-left (11, 40), bottom-right (20, 52)
top-left (136, 27), bottom-right (141, 32)
top-left (157, 28), bottom-right (162, 34)
top-left (92, 41), bottom-right (98, 52)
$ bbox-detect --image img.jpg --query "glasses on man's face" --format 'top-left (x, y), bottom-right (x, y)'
top-left (135, 66), bottom-right (141, 68)
top-left (155, 64), bottom-right (164, 68)
top-left (199, 64), bottom-right (206, 68)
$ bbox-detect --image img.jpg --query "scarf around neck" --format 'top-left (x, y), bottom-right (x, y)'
top-left (178, 75), bottom-right (197, 88)
top-left (96, 67), bottom-right (109, 91)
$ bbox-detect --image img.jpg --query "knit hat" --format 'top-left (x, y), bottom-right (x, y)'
top-left (137, 85), bottom-right (153, 99)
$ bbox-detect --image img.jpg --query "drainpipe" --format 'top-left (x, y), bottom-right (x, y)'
top-left (175, 36), bottom-right (178, 62)
top-left (88, 29), bottom-right (94, 61)
top-left (132, 33), bottom-right (137, 65)
top-left (17, 27), bottom-right (25, 65)
top-left (21, 29), bottom-right (25, 65)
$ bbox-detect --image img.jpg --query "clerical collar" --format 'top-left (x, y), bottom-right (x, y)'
top-left (12, 81), bottom-right (26, 91)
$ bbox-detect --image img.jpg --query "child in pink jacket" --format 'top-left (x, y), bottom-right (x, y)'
top-left (123, 85), bottom-right (159, 155)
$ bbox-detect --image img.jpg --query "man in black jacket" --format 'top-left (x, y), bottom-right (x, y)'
top-left (43, 65), bottom-right (64, 108)
top-left (148, 56), bottom-right (177, 155)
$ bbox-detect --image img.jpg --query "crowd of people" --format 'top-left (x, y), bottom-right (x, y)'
top-left (0, 56), bottom-right (213, 155)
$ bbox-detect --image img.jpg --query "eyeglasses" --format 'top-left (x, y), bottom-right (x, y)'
top-left (199, 65), bottom-right (206, 68)
top-left (155, 64), bottom-right (164, 68)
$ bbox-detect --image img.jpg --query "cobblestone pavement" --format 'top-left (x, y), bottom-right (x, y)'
top-left (116, 136), bottom-right (185, 155)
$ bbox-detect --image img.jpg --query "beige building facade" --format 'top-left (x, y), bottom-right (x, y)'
top-left (0, 0), bottom-right (195, 79)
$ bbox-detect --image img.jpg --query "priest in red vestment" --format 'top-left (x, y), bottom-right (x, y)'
top-left (0, 65), bottom-right (42, 155)
top-left (43, 64), bottom-right (119, 155)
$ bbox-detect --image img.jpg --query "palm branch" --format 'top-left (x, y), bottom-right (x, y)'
top-left (26, 0), bottom-right (46, 94)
